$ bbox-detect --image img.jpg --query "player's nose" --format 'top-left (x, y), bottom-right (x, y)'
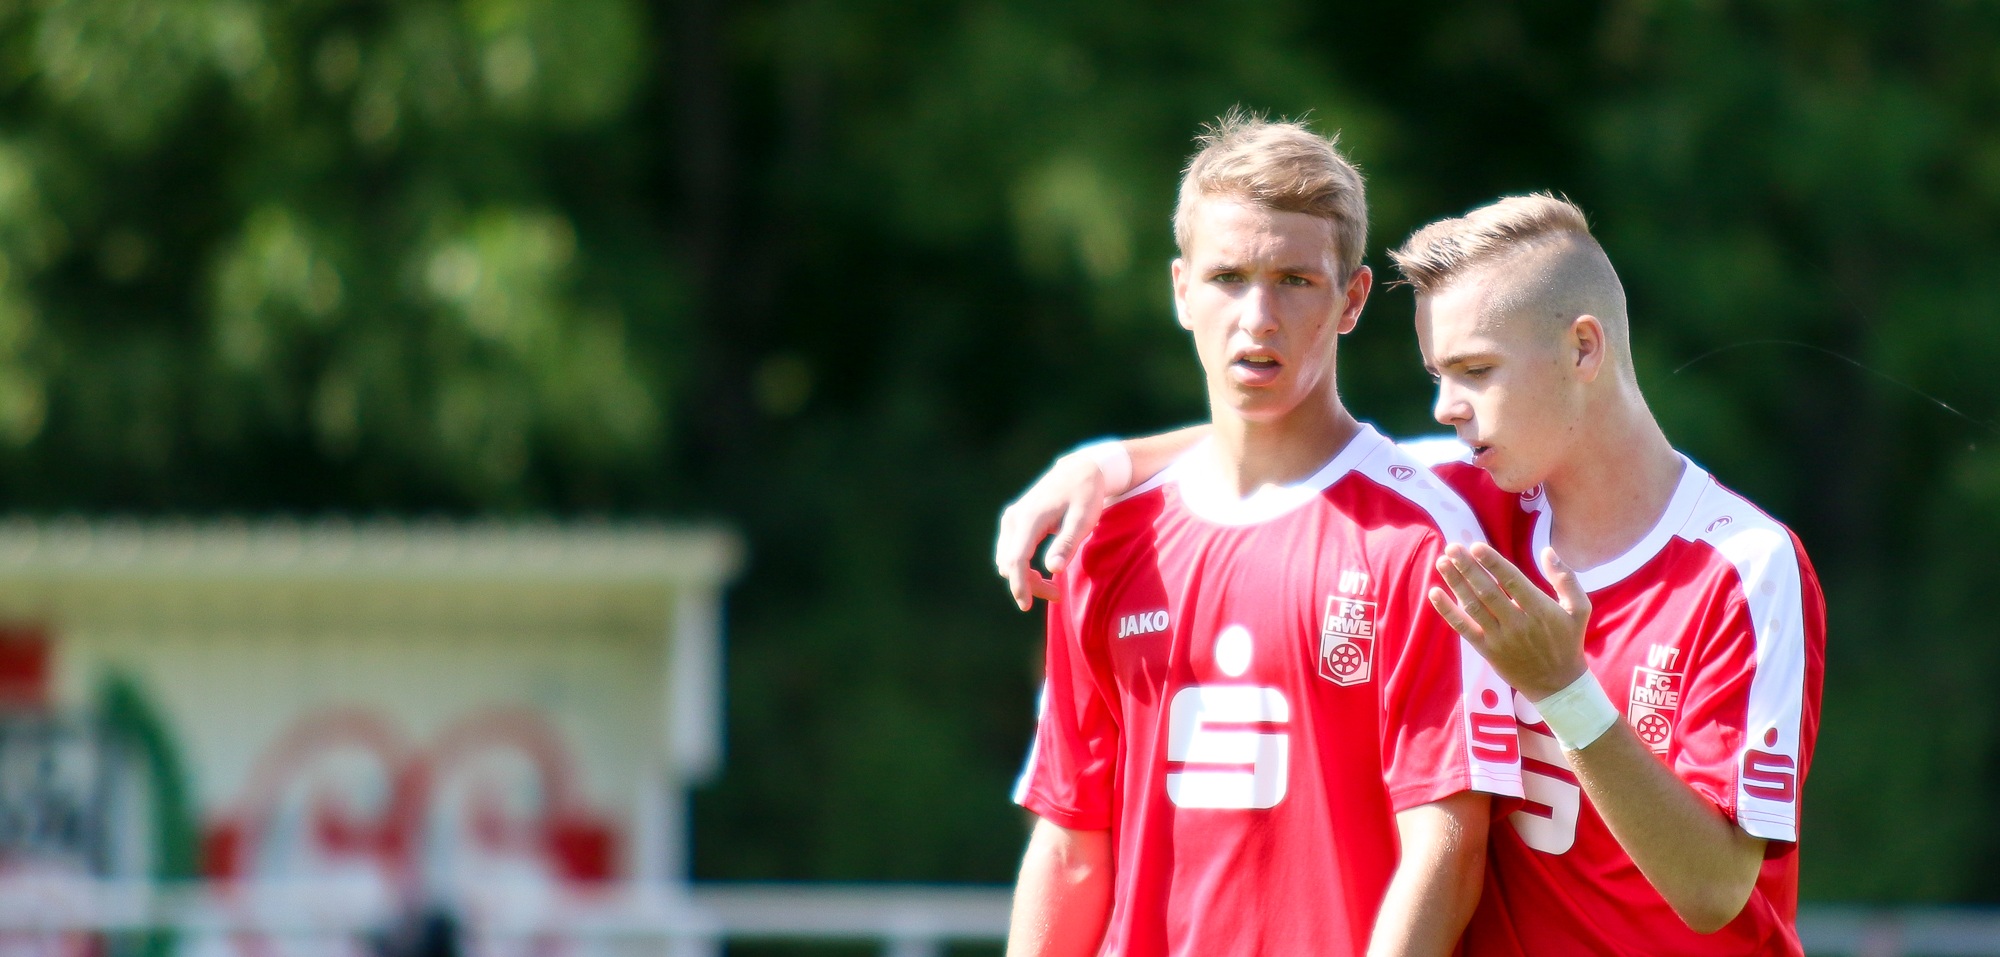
top-left (1239, 284), bottom-right (1280, 337)
top-left (1432, 380), bottom-right (1469, 426)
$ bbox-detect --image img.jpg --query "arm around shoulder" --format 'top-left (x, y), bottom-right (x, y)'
top-left (995, 424), bottom-right (1211, 611)
top-left (1121, 425), bottom-right (1209, 488)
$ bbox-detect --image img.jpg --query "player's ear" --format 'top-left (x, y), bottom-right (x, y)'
top-left (1172, 258), bottom-right (1193, 330)
top-left (1337, 265), bottom-right (1372, 335)
top-left (1570, 314), bottom-right (1605, 383)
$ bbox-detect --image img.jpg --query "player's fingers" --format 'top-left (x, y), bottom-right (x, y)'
top-left (995, 512), bottom-right (1034, 610)
top-left (1540, 547), bottom-right (1593, 621)
top-left (1005, 560), bottom-right (1036, 611)
top-left (1029, 573), bottom-right (1059, 602)
top-left (1437, 555), bottom-right (1503, 630)
top-left (994, 503), bottom-right (1036, 576)
top-left (1470, 543), bottom-right (1540, 604)
top-left (1044, 493), bottom-right (1104, 576)
top-left (1429, 586), bottom-right (1487, 643)
top-left (1444, 545), bottom-right (1517, 624)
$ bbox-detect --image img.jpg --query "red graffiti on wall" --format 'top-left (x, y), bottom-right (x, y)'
top-left (202, 708), bottom-right (619, 957)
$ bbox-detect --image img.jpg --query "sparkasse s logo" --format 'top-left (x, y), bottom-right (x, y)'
top-left (1742, 727), bottom-right (1797, 803)
top-left (1117, 610), bottom-right (1170, 639)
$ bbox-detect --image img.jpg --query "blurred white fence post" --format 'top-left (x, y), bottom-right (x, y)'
top-left (884, 936), bottom-right (944, 957)
top-left (666, 936), bottom-right (723, 957)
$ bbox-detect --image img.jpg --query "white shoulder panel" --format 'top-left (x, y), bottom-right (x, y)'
top-left (1355, 439), bottom-right (1486, 547)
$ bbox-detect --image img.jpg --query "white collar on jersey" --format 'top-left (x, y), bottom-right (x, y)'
top-left (1527, 452), bottom-right (1714, 591)
top-left (1163, 422), bottom-right (1389, 526)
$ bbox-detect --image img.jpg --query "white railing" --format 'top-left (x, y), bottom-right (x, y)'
top-left (1799, 905), bottom-right (2000, 957)
top-left (0, 882), bottom-right (1994, 957)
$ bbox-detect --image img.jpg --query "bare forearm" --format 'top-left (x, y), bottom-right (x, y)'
top-left (1567, 723), bottom-right (1765, 932)
top-left (1118, 425), bottom-right (1210, 494)
top-left (1007, 820), bottom-right (1113, 957)
top-left (1368, 793), bottom-right (1489, 957)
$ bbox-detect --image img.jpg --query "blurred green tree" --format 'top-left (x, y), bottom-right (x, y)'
top-left (0, 0), bottom-right (662, 508)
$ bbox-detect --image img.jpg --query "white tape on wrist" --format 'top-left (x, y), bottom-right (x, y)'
top-left (1072, 439), bottom-right (1133, 496)
top-left (1534, 671), bottom-right (1619, 751)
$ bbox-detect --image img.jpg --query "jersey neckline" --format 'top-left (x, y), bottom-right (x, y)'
top-left (1162, 423), bottom-right (1387, 526)
top-left (1528, 452), bottom-right (1713, 592)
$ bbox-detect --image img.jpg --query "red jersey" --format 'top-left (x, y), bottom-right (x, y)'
top-left (1015, 426), bottom-right (1523, 957)
top-left (1403, 439), bottom-right (1827, 956)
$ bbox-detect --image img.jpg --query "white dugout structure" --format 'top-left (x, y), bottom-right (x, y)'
top-left (0, 517), bottom-right (1987, 957)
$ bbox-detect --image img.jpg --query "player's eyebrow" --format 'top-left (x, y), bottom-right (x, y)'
top-left (1204, 262), bottom-right (1329, 277)
top-left (1431, 350), bottom-right (1499, 371)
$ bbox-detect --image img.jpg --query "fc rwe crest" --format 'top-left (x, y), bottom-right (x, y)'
top-left (1318, 594), bottom-right (1377, 686)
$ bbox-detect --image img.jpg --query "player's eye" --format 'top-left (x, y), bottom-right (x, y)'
top-left (1211, 272), bottom-right (1244, 284)
top-left (1279, 274), bottom-right (1311, 287)
top-left (1464, 366), bottom-right (1492, 379)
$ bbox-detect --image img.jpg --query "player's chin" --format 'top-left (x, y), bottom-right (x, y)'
top-left (1476, 454), bottom-right (1537, 494)
top-left (1223, 387), bottom-right (1299, 421)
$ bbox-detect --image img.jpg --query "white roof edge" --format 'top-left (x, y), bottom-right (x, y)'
top-left (0, 516), bottom-right (747, 588)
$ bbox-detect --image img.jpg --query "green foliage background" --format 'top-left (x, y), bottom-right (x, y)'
top-left (1, 0), bottom-right (1995, 903)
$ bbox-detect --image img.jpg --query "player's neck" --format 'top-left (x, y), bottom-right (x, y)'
top-left (1541, 393), bottom-right (1683, 571)
top-left (1207, 391), bottom-right (1359, 499)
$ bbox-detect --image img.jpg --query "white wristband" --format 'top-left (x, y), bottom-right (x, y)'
top-left (1533, 671), bottom-right (1619, 751)
top-left (1071, 439), bottom-right (1132, 496)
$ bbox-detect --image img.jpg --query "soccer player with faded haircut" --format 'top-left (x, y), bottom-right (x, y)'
top-left (998, 195), bottom-right (1826, 955)
top-left (1398, 196), bottom-right (1824, 955)
top-left (1005, 114), bottom-right (1522, 957)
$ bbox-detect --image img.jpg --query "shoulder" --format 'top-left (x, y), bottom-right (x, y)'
top-left (1397, 436), bottom-right (1534, 539)
top-left (1674, 472), bottom-right (1816, 602)
top-left (1071, 481), bottom-right (1170, 579)
top-left (1661, 469), bottom-right (1824, 670)
top-left (1341, 433), bottom-right (1487, 547)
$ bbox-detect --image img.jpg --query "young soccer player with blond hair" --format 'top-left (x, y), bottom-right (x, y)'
top-left (1005, 113), bottom-right (1523, 957)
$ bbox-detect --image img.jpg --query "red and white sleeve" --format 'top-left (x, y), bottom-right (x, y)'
top-left (1379, 536), bottom-right (1524, 811)
top-left (1673, 531), bottom-right (1824, 844)
top-left (1013, 593), bottom-right (1119, 830)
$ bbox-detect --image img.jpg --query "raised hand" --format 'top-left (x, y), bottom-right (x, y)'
top-left (1428, 543), bottom-right (1592, 701)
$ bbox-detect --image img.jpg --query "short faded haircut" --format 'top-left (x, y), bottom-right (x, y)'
top-left (1390, 193), bottom-right (1631, 358)
top-left (1173, 108), bottom-right (1368, 278)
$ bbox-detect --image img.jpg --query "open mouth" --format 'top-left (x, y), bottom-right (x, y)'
top-left (1230, 354), bottom-right (1282, 385)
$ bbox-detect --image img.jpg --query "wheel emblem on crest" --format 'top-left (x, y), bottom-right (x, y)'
top-left (1635, 712), bottom-right (1673, 746)
top-left (1326, 642), bottom-right (1366, 677)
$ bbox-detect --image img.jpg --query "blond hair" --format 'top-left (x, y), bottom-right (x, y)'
top-left (1173, 109), bottom-right (1368, 277)
top-left (1390, 193), bottom-right (1631, 360)
top-left (1389, 193), bottom-right (1603, 295)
